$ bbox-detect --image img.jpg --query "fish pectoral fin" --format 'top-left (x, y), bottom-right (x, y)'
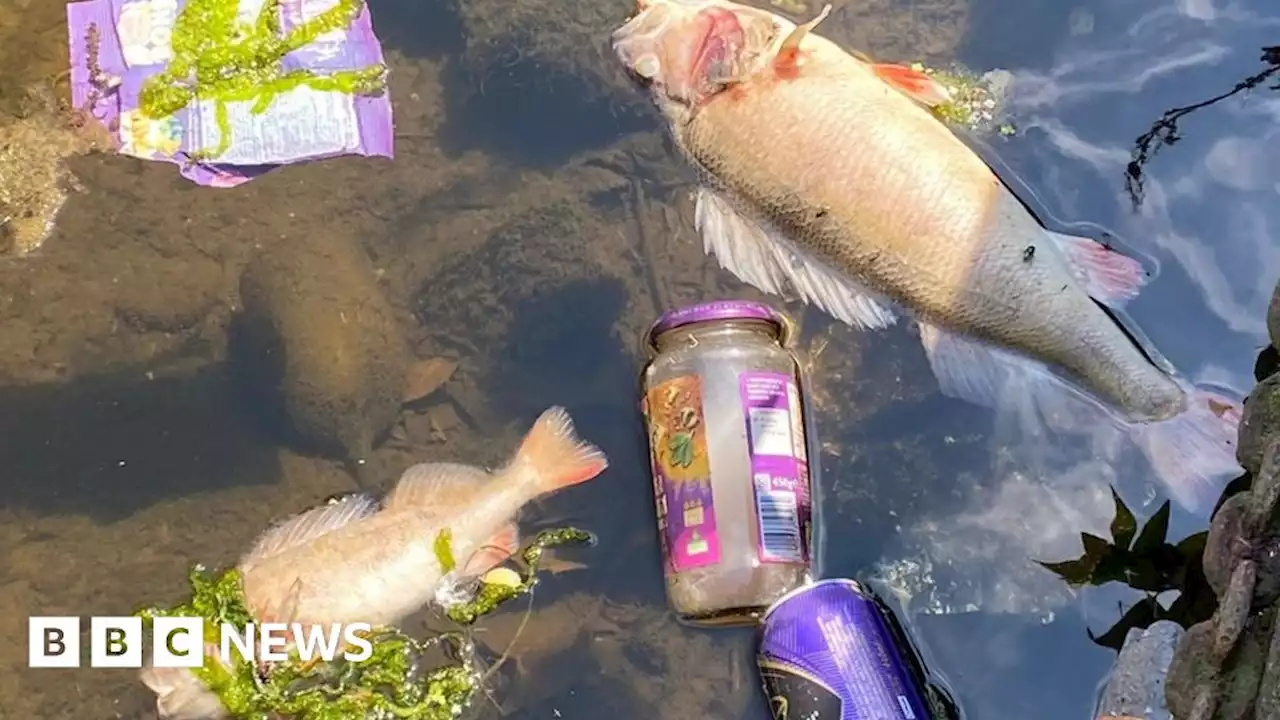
top-left (459, 521), bottom-right (520, 578)
top-left (694, 186), bottom-right (898, 331)
top-left (1046, 230), bottom-right (1150, 308)
top-left (917, 321), bottom-right (1081, 413)
top-left (239, 494), bottom-right (380, 568)
top-left (870, 63), bottom-right (954, 108)
top-left (259, 577), bottom-right (304, 625)
top-left (774, 4), bottom-right (832, 74)
top-left (384, 462), bottom-right (490, 512)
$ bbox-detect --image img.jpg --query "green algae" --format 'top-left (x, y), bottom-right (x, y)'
top-left (136, 0), bottom-right (387, 161)
top-left (133, 526), bottom-right (594, 720)
top-left (434, 528), bottom-right (458, 574)
top-left (446, 527), bottom-right (594, 625)
top-left (911, 62), bottom-right (1017, 136)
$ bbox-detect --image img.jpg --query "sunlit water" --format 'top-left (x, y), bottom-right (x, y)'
top-left (0, 0), bottom-right (1276, 717)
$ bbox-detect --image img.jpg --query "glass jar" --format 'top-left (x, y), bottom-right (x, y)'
top-left (639, 300), bottom-right (817, 626)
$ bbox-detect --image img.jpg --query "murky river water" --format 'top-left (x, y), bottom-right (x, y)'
top-left (0, 0), bottom-right (1276, 717)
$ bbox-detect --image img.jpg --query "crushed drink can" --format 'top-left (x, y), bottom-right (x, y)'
top-left (757, 579), bottom-right (936, 720)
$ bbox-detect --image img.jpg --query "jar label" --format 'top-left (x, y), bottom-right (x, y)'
top-left (643, 374), bottom-right (721, 571)
top-left (740, 371), bottom-right (812, 565)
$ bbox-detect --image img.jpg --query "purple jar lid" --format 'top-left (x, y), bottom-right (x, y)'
top-left (644, 300), bottom-right (792, 352)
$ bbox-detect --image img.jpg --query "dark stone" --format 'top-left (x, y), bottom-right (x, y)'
top-left (1267, 277), bottom-right (1280, 351)
top-left (1166, 620), bottom-right (1217, 719)
top-left (1204, 494), bottom-right (1252, 599)
top-left (1238, 374), bottom-right (1280, 476)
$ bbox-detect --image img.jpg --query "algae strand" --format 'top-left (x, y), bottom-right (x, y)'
top-left (136, 0), bottom-right (387, 160)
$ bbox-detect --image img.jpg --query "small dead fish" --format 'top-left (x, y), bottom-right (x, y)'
top-left (611, 0), bottom-right (1241, 513)
top-left (140, 406), bottom-right (608, 719)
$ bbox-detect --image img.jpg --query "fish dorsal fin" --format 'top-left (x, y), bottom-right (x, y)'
top-left (239, 494), bottom-right (379, 568)
top-left (694, 186), bottom-right (898, 331)
top-left (774, 4), bottom-right (832, 75)
top-left (384, 462), bottom-right (490, 512)
top-left (870, 63), bottom-right (953, 108)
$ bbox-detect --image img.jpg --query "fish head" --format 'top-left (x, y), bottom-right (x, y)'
top-left (611, 0), bottom-right (784, 118)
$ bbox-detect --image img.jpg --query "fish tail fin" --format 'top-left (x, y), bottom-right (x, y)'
top-left (512, 407), bottom-right (609, 496)
top-left (1136, 386), bottom-right (1242, 515)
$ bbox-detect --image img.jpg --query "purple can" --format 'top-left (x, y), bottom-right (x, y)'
top-left (758, 579), bottom-right (932, 720)
top-left (640, 300), bottom-right (817, 625)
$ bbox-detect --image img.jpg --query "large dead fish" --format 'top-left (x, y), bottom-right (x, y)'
top-left (140, 406), bottom-right (608, 719)
top-left (611, 0), bottom-right (1242, 513)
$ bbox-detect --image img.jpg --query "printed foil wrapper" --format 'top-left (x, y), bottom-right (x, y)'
top-left (644, 374), bottom-right (721, 572)
top-left (66, 0), bottom-right (393, 187)
top-left (758, 580), bottom-right (930, 720)
top-left (740, 371), bottom-right (811, 565)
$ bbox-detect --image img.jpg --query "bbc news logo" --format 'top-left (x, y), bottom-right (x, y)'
top-left (29, 616), bottom-right (375, 668)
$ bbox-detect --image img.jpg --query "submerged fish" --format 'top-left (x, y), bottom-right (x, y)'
top-left (611, 0), bottom-right (1241, 512)
top-left (140, 406), bottom-right (608, 719)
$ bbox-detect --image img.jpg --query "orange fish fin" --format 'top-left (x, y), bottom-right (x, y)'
top-left (1046, 231), bottom-right (1150, 307)
top-left (256, 576), bottom-right (304, 625)
top-left (774, 4), bottom-right (832, 75)
top-left (694, 186), bottom-right (898, 330)
top-left (871, 63), bottom-right (953, 107)
top-left (239, 494), bottom-right (379, 569)
top-left (459, 521), bottom-right (520, 578)
top-left (1136, 385), bottom-right (1241, 515)
top-left (384, 462), bottom-right (490, 512)
top-left (512, 407), bottom-right (609, 496)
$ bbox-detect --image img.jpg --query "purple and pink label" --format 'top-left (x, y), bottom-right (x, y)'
top-left (740, 371), bottom-right (811, 565)
top-left (643, 375), bottom-right (721, 572)
top-left (643, 370), bottom-right (812, 574)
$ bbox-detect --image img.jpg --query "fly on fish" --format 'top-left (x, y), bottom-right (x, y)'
top-left (611, 0), bottom-right (1243, 514)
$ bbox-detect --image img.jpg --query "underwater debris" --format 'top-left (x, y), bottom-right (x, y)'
top-left (911, 62), bottom-right (1016, 136)
top-left (134, 526), bottom-right (593, 720)
top-left (0, 83), bottom-right (113, 257)
top-left (66, 0), bottom-right (393, 186)
top-left (1125, 46), bottom-right (1280, 210)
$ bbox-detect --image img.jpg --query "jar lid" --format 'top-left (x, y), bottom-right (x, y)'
top-left (644, 299), bottom-right (793, 353)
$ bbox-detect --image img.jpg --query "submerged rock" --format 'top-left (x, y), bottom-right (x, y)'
top-left (1237, 373), bottom-right (1280, 476)
top-left (0, 85), bottom-right (113, 256)
top-left (234, 233), bottom-right (409, 473)
top-left (1268, 277), bottom-right (1280, 352)
top-left (1166, 435), bottom-right (1280, 719)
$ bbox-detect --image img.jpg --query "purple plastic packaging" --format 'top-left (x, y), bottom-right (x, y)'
top-left (758, 579), bottom-right (932, 720)
top-left (66, 0), bottom-right (393, 187)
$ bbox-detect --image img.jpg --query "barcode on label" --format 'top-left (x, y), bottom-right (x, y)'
top-left (754, 475), bottom-right (801, 562)
top-left (898, 695), bottom-right (916, 719)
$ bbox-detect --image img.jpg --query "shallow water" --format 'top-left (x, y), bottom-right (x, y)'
top-left (0, 0), bottom-right (1276, 717)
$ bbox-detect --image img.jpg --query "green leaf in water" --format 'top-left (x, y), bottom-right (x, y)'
top-left (1132, 500), bottom-right (1171, 555)
top-left (1109, 487), bottom-right (1138, 549)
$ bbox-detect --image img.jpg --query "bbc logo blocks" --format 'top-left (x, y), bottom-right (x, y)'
top-left (28, 616), bottom-right (205, 668)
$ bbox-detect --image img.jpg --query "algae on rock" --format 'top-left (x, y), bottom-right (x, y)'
top-left (0, 84), bottom-right (113, 256)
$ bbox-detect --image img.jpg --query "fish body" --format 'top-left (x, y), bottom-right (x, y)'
top-left (612, 0), bottom-right (1241, 511)
top-left (140, 406), bottom-right (608, 719)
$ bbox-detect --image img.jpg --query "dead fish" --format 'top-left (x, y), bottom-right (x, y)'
top-left (140, 406), bottom-right (608, 719)
top-left (611, 0), bottom-right (1242, 513)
